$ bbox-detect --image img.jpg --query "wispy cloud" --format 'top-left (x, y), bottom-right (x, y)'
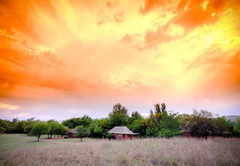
top-left (0, 103), bottom-right (20, 110)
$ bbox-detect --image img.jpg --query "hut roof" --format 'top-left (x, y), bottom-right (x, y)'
top-left (107, 126), bottom-right (138, 135)
top-left (69, 128), bottom-right (78, 134)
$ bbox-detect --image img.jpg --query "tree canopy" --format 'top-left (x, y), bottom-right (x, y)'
top-left (109, 103), bottom-right (129, 127)
top-left (75, 125), bottom-right (90, 141)
top-left (30, 122), bottom-right (50, 141)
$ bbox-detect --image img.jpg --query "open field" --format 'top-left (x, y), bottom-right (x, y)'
top-left (0, 134), bottom-right (100, 152)
top-left (0, 134), bottom-right (240, 166)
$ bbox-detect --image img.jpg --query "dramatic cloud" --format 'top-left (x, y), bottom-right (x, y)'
top-left (140, 0), bottom-right (170, 15)
top-left (174, 0), bottom-right (227, 29)
top-left (0, 0), bottom-right (239, 120)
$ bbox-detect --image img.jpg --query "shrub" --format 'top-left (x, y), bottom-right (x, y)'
top-left (106, 133), bottom-right (113, 140)
top-left (0, 126), bottom-right (4, 133)
top-left (233, 118), bottom-right (240, 137)
top-left (158, 129), bottom-right (182, 138)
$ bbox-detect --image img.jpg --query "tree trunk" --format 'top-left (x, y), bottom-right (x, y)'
top-left (37, 135), bottom-right (40, 141)
top-left (81, 137), bottom-right (82, 141)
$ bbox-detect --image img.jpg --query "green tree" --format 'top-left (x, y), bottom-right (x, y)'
top-left (148, 103), bottom-right (167, 128)
top-left (27, 117), bottom-right (35, 122)
top-left (48, 121), bottom-right (60, 138)
top-left (12, 118), bottom-right (19, 123)
top-left (159, 111), bottom-right (180, 131)
top-left (89, 119), bottom-right (99, 137)
top-left (5, 120), bottom-right (27, 133)
top-left (211, 117), bottom-right (234, 136)
top-left (89, 118), bottom-right (110, 138)
top-left (24, 123), bottom-right (35, 134)
top-left (77, 115), bottom-right (92, 127)
top-left (233, 118), bottom-right (240, 137)
top-left (55, 124), bottom-right (66, 137)
top-left (129, 117), bottom-right (147, 137)
top-left (157, 110), bottom-right (182, 138)
top-left (98, 118), bottom-right (110, 136)
top-left (94, 126), bottom-right (103, 138)
top-left (179, 109), bottom-right (213, 138)
top-left (16, 120), bottom-right (28, 133)
top-left (146, 127), bottom-right (154, 137)
top-left (131, 111), bottom-right (142, 119)
top-left (30, 122), bottom-right (50, 141)
top-left (76, 125), bottom-right (90, 141)
top-left (62, 115), bottom-right (92, 129)
top-left (0, 119), bottom-right (9, 133)
top-left (148, 110), bottom-right (155, 128)
top-left (63, 126), bottom-right (69, 135)
top-left (0, 119), bottom-right (8, 128)
top-left (109, 103), bottom-right (129, 127)
top-left (0, 126), bottom-right (4, 133)
top-left (154, 104), bottom-right (162, 125)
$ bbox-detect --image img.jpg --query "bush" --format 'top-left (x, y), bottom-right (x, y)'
top-left (158, 129), bottom-right (182, 138)
top-left (106, 133), bottom-right (113, 140)
top-left (233, 128), bottom-right (240, 137)
top-left (233, 118), bottom-right (240, 137)
top-left (0, 126), bottom-right (4, 133)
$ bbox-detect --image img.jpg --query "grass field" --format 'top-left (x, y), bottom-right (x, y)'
top-left (0, 134), bottom-right (240, 166)
top-left (0, 134), bottom-right (100, 152)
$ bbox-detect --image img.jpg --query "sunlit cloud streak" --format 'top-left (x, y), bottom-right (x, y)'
top-left (0, 0), bottom-right (239, 120)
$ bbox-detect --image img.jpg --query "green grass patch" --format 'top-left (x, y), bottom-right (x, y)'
top-left (0, 134), bottom-right (53, 152)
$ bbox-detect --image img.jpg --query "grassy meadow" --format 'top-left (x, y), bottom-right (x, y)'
top-left (0, 134), bottom-right (240, 166)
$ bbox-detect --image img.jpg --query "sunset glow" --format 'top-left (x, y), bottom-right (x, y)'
top-left (0, 0), bottom-right (240, 120)
top-left (0, 103), bottom-right (19, 110)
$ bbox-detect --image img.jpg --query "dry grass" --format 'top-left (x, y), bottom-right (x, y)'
top-left (0, 137), bottom-right (240, 166)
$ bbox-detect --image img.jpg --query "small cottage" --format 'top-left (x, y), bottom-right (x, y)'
top-left (69, 128), bottom-right (78, 138)
top-left (107, 126), bottom-right (138, 140)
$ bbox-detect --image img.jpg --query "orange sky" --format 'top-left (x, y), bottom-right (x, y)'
top-left (0, 0), bottom-right (240, 120)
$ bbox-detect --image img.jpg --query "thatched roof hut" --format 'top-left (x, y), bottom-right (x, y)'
top-left (69, 128), bottom-right (78, 134)
top-left (69, 128), bottom-right (78, 138)
top-left (108, 126), bottom-right (138, 140)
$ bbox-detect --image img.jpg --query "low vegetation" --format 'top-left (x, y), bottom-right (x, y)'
top-left (0, 135), bottom-right (240, 166)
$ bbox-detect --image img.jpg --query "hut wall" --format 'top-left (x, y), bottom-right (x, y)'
top-left (124, 134), bottom-right (134, 140)
top-left (113, 134), bottom-right (134, 140)
top-left (113, 134), bottom-right (123, 140)
top-left (69, 133), bottom-right (75, 138)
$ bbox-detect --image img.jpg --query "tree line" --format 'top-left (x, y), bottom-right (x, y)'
top-left (1, 103), bottom-right (240, 141)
